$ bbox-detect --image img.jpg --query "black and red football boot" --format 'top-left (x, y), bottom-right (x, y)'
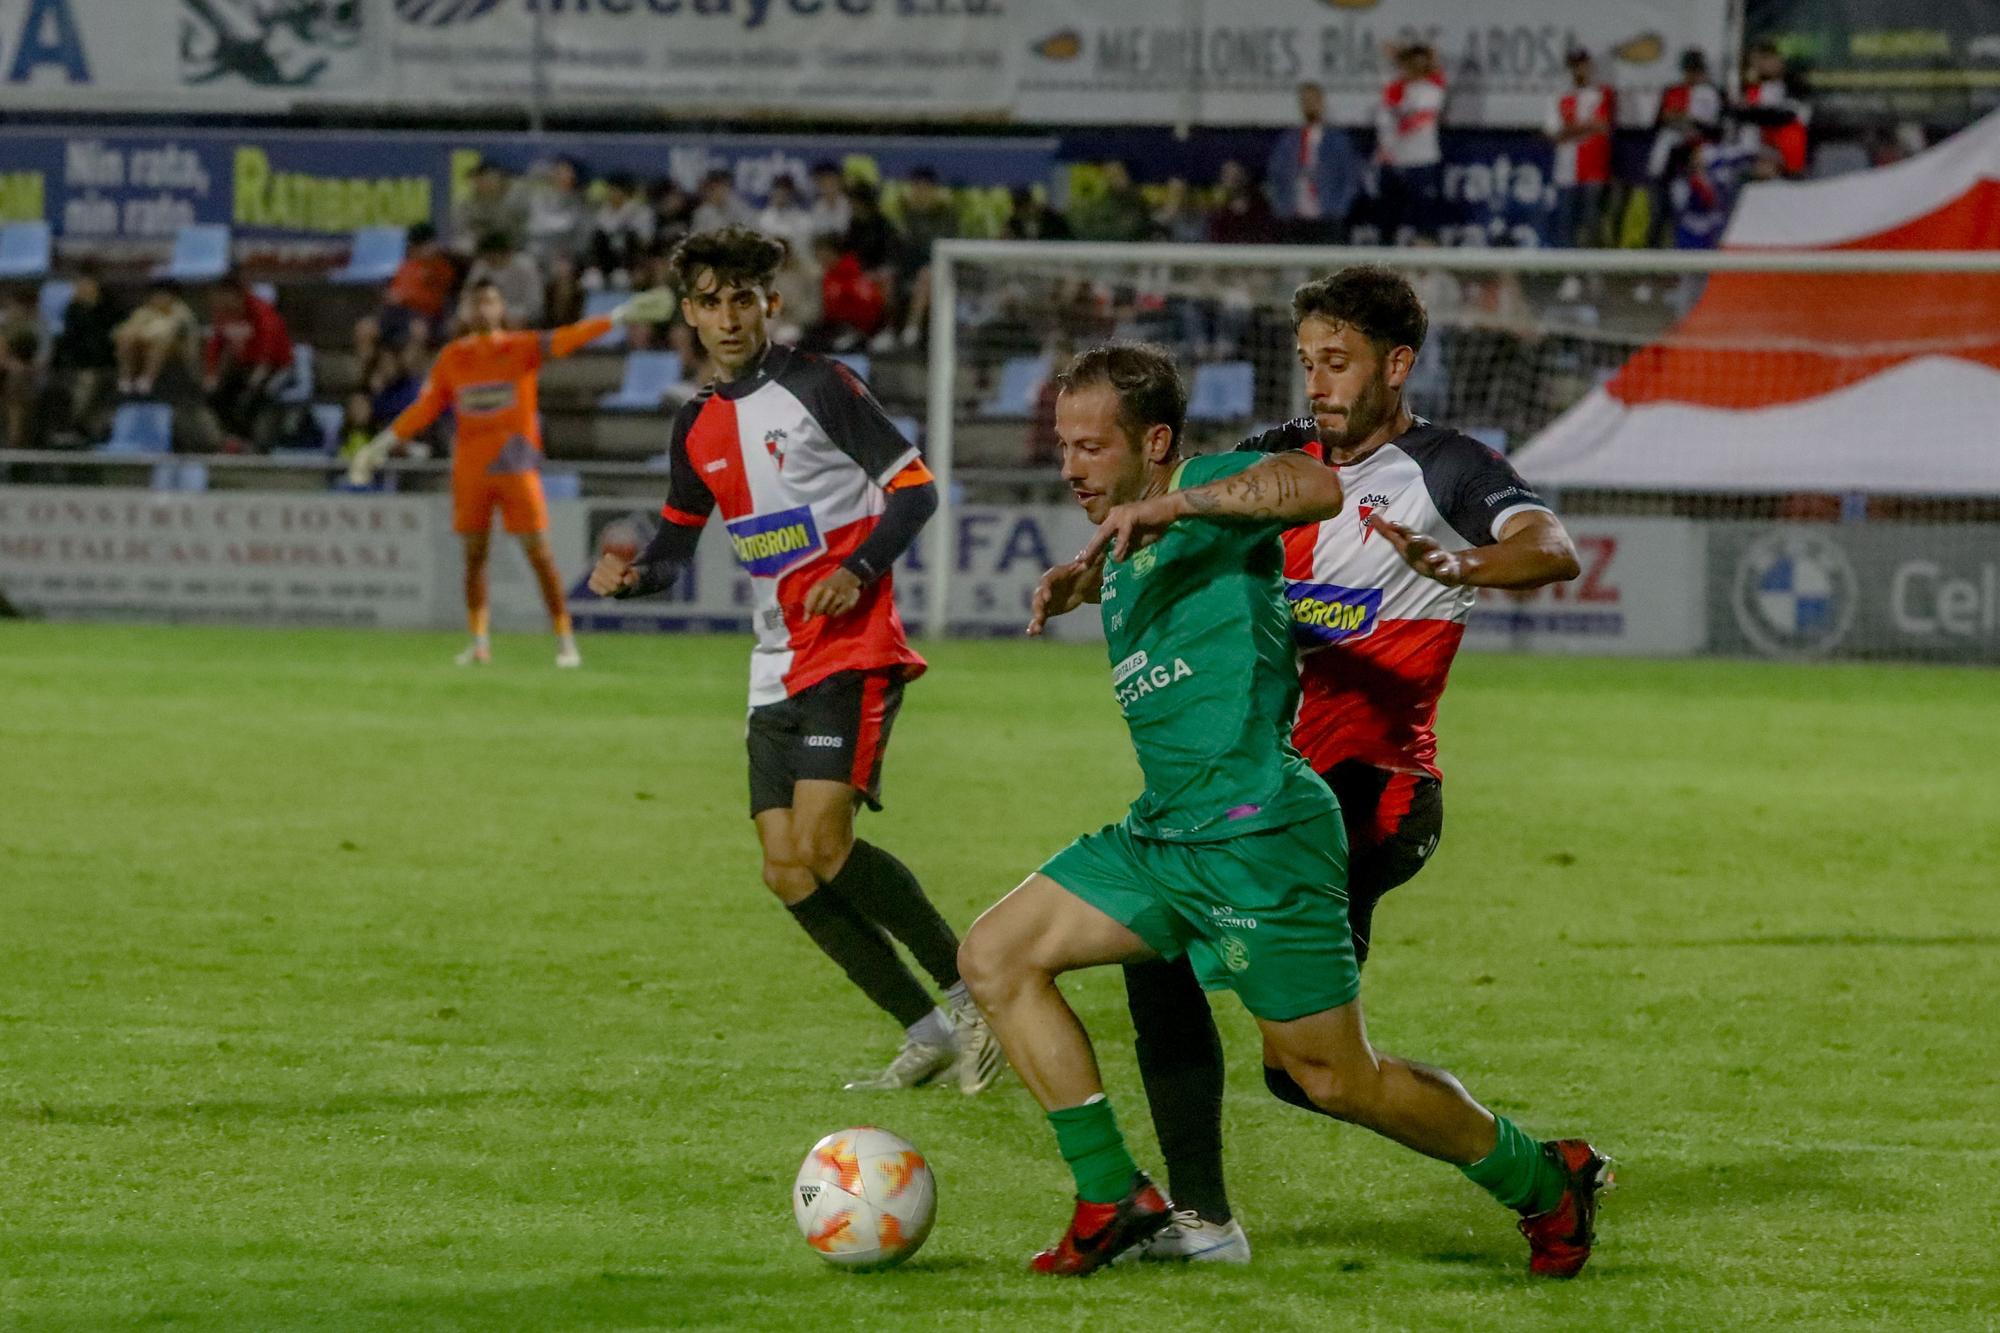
top-left (1029, 1172), bottom-right (1174, 1276)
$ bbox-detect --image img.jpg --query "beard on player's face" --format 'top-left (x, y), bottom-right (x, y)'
top-left (1311, 366), bottom-right (1395, 453)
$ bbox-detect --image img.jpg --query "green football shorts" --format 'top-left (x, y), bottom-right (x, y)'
top-left (1040, 809), bottom-right (1356, 1022)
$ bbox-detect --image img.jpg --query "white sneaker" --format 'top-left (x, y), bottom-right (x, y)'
top-left (842, 1038), bottom-right (955, 1091)
top-left (555, 641), bottom-right (582, 669)
top-left (949, 999), bottom-right (1005, 1095)
top-left (1124, 1209), bottom-right (1252, 1265)
top-left (455, 641), bottom-right (491, 667)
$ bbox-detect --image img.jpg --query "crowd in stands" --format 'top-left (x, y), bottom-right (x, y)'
top-left (0, 34), bottom-right (1876, 460)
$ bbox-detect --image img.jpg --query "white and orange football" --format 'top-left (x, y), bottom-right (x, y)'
top-left (792, 1127), bottom-right (936, 1271)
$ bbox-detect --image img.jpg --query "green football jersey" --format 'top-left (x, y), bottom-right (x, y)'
top-left (1097, 451), bottom-right (1336, 842)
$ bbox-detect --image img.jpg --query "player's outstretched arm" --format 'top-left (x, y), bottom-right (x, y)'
top-left (1082, 451), bottom-right (1343, 563)
top-left (1026, 559), bottom-right (1104, 637)
top-left (1365, 509), bottom-right (1580, 589)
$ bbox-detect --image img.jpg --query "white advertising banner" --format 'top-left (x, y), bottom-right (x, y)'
top-left (0, 487), bottom-right (438, 628)
top-left (1013, 0), bottom-right (1731, 127)
top-left (0, 0), bottom-right (1729, 127)
top-left (1462, 516), bottom-right (1706, 657)
top-left (0, 0), bottom-right (373, 110)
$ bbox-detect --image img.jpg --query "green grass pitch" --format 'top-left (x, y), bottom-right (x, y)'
top-left (2, 623), bottom-right (1996, 1331)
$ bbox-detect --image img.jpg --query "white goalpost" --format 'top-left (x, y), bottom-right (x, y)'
top-left (923, 241), bottom-right (2000, 662)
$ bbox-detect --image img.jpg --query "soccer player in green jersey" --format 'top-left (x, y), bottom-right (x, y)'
top-left (959, 342), bottom-right (1609, 1277)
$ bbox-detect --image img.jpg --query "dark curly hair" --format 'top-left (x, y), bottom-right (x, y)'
top-left (1052, 341), bottom-right (1187, 456)
top-left (1291, 265), bottom-right (1427, 356)
top-left (668, 225), bottom-right (788, 295)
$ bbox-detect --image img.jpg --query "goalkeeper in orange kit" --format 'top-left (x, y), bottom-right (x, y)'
top-left (349, 280), bottom-right (675, 667)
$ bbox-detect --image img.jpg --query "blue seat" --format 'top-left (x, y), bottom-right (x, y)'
top-left (598, 351), bottom-right (683, 410)
top-left (152, 224), bottom-right (231, 281)
top-left (830, 352), bottom-right (870, 382)
top-left (583, 289), bottom-right (628, 349)
top-left (330, 226), bottom-right (407, 284)
top-left (38, 279), bottom-right (74, 336)
top-left (541, 470), bottom-right (582, 500)
top-left (1186, 360), bottom-right (1255, 422)
top-left (275, 343), bottom-right (315, 405)
top-left (0, 221), bottom-right (52, 278)
top-left (150, 461), bottom-right (208, 492)
top-left (888, 415), bottom-right (920, 444)
top-left (311, 402), bottom-right (345, 451)
top-left (98, 402), bottom-right (173, 454)
top-left (979, 354), bottom-right (1051, 417)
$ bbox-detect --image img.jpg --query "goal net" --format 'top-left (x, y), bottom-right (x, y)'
top-left (924, 242), bottom-right (2000, 665)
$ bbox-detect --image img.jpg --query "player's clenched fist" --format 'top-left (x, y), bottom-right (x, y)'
top-left (588, 550), bottom-right (638, 597)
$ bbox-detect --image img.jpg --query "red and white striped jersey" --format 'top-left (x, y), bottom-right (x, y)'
top-left (1238, 420), bottom-right (1551, 779)
top-left (1547, 83), bottom-right (1616, 186)
top-left (660, 345), bottom-right (927, 707)
top-left (1376, 73), bottom-right (1446, 168)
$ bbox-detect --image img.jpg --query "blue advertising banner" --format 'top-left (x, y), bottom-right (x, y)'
top-left (0, 125), bottom-right (1059, 254)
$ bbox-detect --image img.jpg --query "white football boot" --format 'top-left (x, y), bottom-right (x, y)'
top-left (949, 998), bottom-right (1005, 1095)
top-left (554, 639), bottom-right (582, 669)
top-left (841, 1036), bottom-right (955, 1091)
top-left (1123, 1209), bottom-right (1253, 1265)
top-left (455, 640), bottom-right (492, 667)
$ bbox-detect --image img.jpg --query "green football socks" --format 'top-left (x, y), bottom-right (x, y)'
top-left (1048, 1095), bottom-right (1139, 1204)
top-left (1461, 1114), bottom-right (1567, 1215)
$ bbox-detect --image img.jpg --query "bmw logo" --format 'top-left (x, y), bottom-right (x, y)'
top-left (395, 0), bottom-right (504, 27)
top-left (1732, 530), bottom-right (1858, 658)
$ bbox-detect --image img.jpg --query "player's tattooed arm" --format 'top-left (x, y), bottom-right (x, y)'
top-left (1082, 452), bottom-right (1343, 563)
top-left (1177, 452), bottom-right (1340, 525)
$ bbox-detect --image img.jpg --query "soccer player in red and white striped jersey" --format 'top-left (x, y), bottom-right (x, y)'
top-left (588, 227), bottom-right (1001, 1095)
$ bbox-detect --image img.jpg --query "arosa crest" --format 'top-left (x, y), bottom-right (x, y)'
top-left (395, 0), bottom-right (505, 26)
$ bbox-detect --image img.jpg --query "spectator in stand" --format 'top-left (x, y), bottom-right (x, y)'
top-left (756, 175), bottom-right (817, 260)
top-left (336, 391), bottom-right (376, 469)
top-left (1666, 131), bottom-right (1758, 250)
top-left (1546, 47), bottom-right (1617, 248)
top-left (1004, 184), bottom-right (1072, 240)
top-left (49, 261), bottom-right (122, 440)
top-left (586, 171), bottom-right (657, 291)
top-left (1267, 81), bottom-right (1363, 243)
top-left (203, 274), bottom-right (294, 449)
top-left (1207, 160), bottom-right (1279, 244)
top-left (878, 166), bottom-right (958, 351)
top-left (1374, 41), bottom-right (1447, 242)
top-left (463, 231), bottom-right (543, 329)
top-left (366, 338), bottom-right (424, 431)
top-left (521, 156), bottom-right (590, 323)
top-left (1368, 40), bottom-right (1448, 244)
top-left (808, 161), bottom-right (852, 241)
top-left (1154, 176), bottom-right (1208, 243)
top-left (355, 222), bottom-right (456, 367)
top-left (0, 321), bottom-right (40, 450)
top-left (1736, 39), bottom-right (1811, 178)
top-left (1068, 161), bottom-right (1152, 241)
top-left (841, 180), bottom-right (902, 272)
top-left (803, 233), bottom-right (886, 352)
top-left (450, 161), bottom-right (528, 259)
top-left (650, 177), bottom-right (696, 254)
top-left (769, 232), bottom-right (822, 345)
top-left (1647, 50), bottom-right (1724, 246)
top-left (114, 280), bottom-right (200, 398)
top-left (690, 169), bottom-right (752, 234)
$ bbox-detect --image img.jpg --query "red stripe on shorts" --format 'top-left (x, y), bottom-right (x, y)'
top-left (1371, 770), bottom-right (1419, 846)
top-left (850, 674), bottom-right (890, 792)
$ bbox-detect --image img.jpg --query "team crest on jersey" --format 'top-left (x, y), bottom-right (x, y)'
top-left (762, 428), bottom-right (791, 469)
top-left (725, 505), bottom-right (824, 577)
top-left (1287, 582), bottom-right (1383, 646)
top-left (1355, 493), bottom-right (1392, 540)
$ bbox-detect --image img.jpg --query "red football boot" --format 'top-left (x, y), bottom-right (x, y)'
top-left (1030, 1173), bottom-right (1174, 1276)
top-left (1518, 1139), bottom-right (1615, 1278)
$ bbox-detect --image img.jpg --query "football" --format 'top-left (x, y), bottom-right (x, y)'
top-left (792, 1127), bottom-right (936, 1271)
